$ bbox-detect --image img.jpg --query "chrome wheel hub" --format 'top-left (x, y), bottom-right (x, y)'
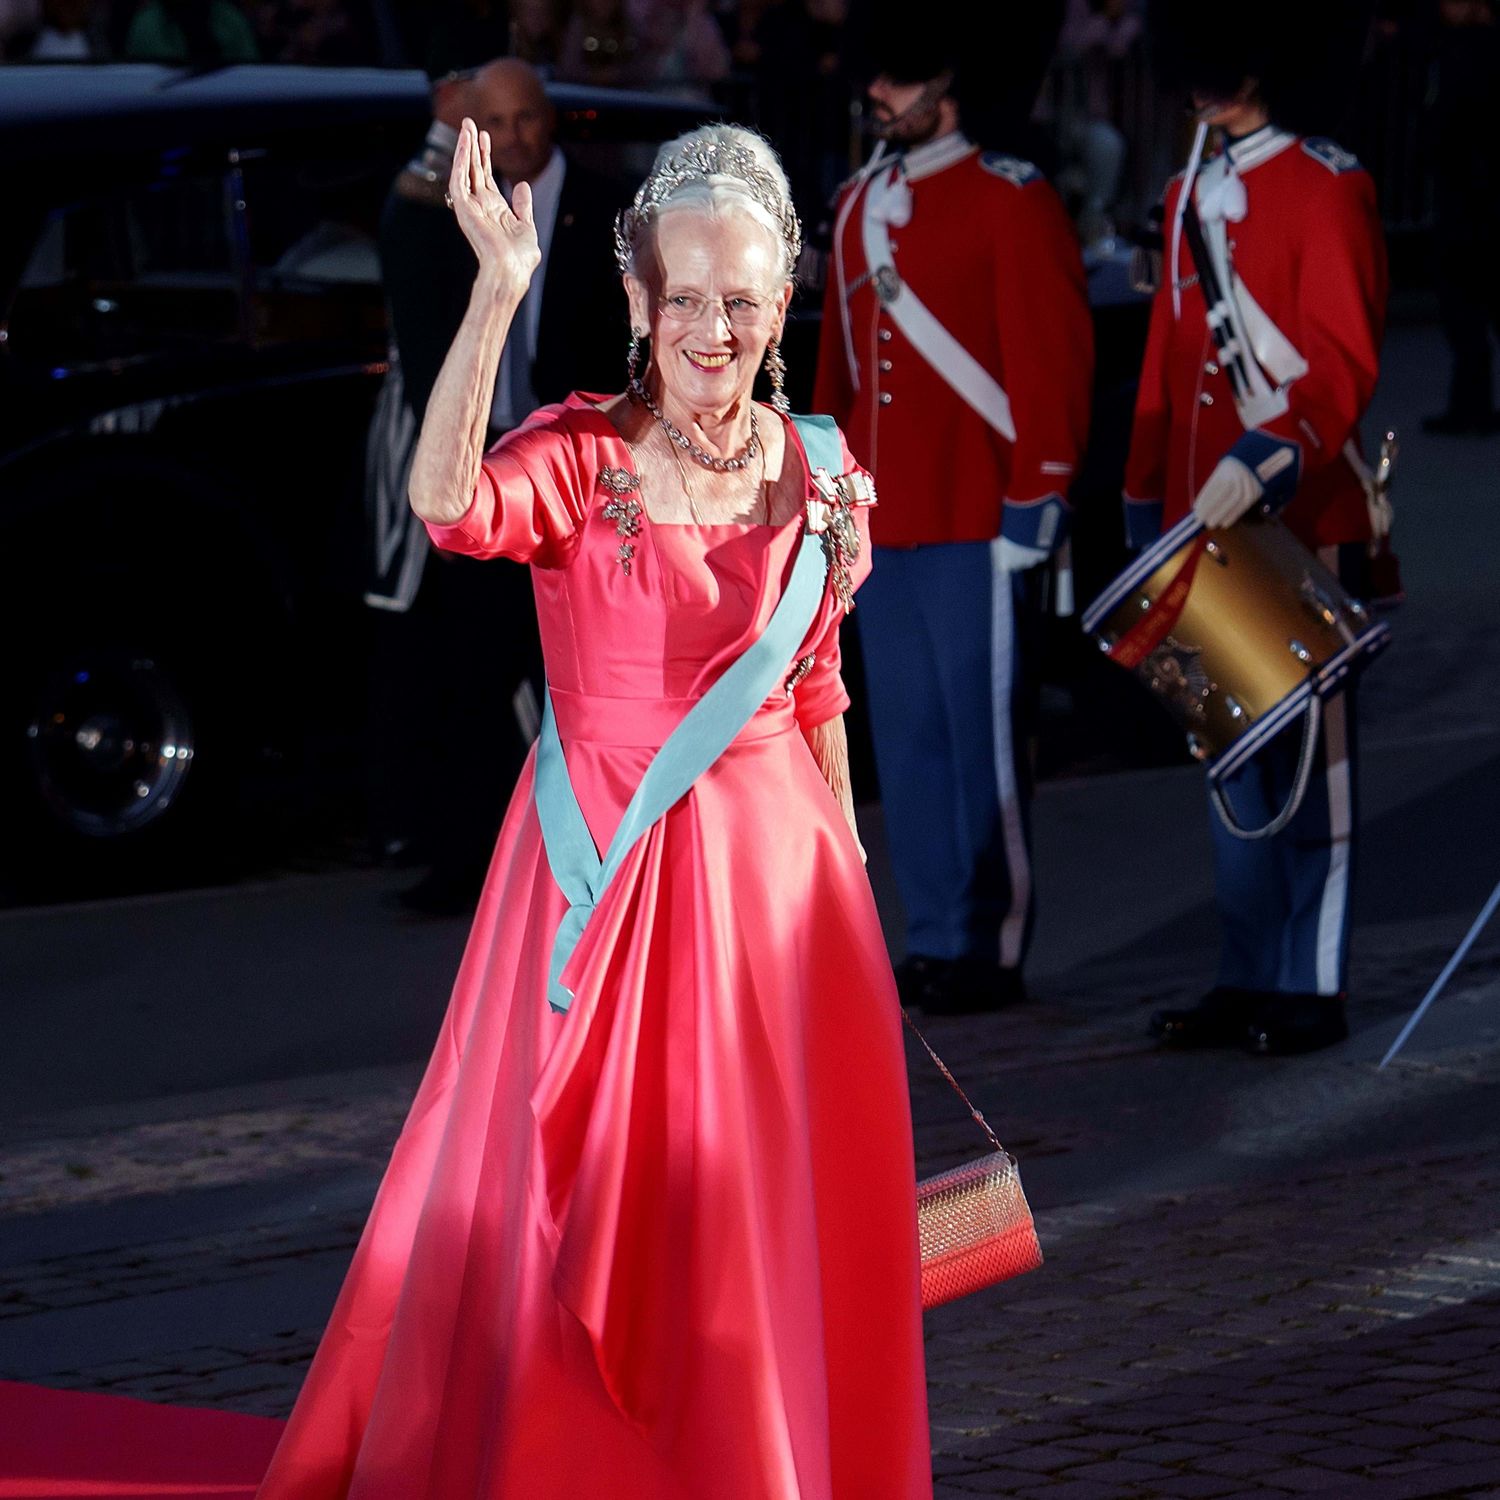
top-left (26, 655), bottom-right (195, 837)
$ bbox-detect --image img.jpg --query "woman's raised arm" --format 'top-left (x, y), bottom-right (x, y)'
top-left (408, 118), bottom-right (542, 526)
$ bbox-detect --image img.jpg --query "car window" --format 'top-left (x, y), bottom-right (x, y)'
top-left (233, 139), bottom-right (400, 351)
top-left (240, 146), bottom-right (394, 289)
top-left (8, 160), bottom-right (241, 368)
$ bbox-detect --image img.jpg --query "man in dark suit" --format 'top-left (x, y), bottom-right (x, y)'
top-left (383, 60), bottom-right (628, 428)
top-left (370, 60), bottom-right (627, 915)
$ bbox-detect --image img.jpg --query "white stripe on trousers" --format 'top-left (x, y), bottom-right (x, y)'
top-left (1314, 543), bottom-right (1354, 996)
top-left (989, 540), bottom-right (1031, 969)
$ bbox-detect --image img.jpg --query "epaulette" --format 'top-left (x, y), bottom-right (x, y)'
top-left (1300, 138), bottom-right (1361, 175)
top-left (978, 152), bottom-right (1042, 188)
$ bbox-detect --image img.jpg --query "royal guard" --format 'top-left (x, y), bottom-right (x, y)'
top-left (1127, 1), bottom-right (1387, 1053)
top-left (814, 7), bottom-right (1093, 1013)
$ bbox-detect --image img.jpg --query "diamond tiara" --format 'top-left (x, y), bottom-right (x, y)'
top-left (613, 134), bottom-right (802, 277)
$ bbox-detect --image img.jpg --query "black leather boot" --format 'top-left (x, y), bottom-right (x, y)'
top-left (918, 958), bottom-right (1028, 1015)
top-left (1244, 992), bottom-right (1349, 1055)
top-left (894, 954), bottom-right (948, 1009)
top-left (1150, 986), bottom-right (1263, 1047)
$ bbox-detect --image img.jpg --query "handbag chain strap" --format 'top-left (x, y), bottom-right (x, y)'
top-left (900, 1007), bottom-right (1006, 1156)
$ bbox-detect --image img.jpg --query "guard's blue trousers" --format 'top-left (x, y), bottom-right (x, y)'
top-left (858, 540), bottom-right (1041, 969)
top-left (1211, 544), bottom-right (1365, 997)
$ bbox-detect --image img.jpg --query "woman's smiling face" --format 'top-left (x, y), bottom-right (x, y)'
top-left (626, 208), bottom-right (790, 419)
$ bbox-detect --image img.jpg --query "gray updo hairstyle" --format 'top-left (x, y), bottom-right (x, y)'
top-left (614, 124), bottom-right (802, 283)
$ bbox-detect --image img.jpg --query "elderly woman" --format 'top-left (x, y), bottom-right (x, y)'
top-left (255, 123), bottom-right (931, 1499)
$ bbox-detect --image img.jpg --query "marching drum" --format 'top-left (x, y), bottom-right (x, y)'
top-left (1083, 513), bottom-right (1390, 835)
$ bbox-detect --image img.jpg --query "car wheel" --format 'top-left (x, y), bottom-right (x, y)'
top-left (26, 647), bottom-right (198, 842)
top-left (2, 598), bottom-right (288, 902)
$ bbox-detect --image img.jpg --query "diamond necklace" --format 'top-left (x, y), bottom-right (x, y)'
top-left (629, 378), bottom-right (760, 472)
top-left (661, 422), bottom-right (768, 525)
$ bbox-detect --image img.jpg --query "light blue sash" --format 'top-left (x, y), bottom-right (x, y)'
top-left (535, 413), bottom-right (843, 1012)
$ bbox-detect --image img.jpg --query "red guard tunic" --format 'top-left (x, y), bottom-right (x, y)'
top-left (814, 138), bottom-right (1093, 548)
top-left (1125, 129), bottom-right (1388, 548)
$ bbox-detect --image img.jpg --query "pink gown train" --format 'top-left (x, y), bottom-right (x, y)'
top-left (254, 396), bottom-right (932, 1499)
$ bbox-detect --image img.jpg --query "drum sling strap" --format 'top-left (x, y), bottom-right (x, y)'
top-left (533, 414), bottom-right (842, 1012)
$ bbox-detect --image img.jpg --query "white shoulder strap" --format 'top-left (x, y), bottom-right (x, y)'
top-left (832, 147), bottom-right (891, 393)
top-left (860, 190), bottom-right (1016, 442)
top-left (1191, 159), bottom-right (1309, 432)
top-left (1232, 272), bottom-right (1309, 392)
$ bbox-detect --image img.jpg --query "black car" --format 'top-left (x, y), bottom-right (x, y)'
top-left (0, 63), bottom-right (713, 898)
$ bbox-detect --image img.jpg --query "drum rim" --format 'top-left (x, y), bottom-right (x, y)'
top-left (1210, 677), bottom-right (1317, 782)
top-left (1081, 513), bottom-right (1204, 634)
top-left (1208, 621), bottom-right (1391, 781)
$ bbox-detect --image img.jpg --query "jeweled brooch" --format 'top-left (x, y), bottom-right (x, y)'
top-left (599, 466), bottom-right (642, 576)
top-left (806, 468), bottom-right (877, 612)
top-left (784, 653), bottom-right (816, 696)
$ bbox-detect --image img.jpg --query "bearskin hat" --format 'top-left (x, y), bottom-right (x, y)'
top-left (1147, 0), bottom-right (1374, 139)
top-left (847, 0), bottom-right (1065, 151)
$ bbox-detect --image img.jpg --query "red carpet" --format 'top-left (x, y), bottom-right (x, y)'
top-left (0, 1382), bottom-right (283, 1499)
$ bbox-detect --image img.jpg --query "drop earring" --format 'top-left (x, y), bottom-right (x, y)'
top-left (764, 335), bottom-right (790, 415)
top-left (626, 328), bottom-right (645, 389)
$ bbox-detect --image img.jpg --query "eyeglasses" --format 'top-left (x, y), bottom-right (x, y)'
top-left (657, 290), bottom-right (776, 327)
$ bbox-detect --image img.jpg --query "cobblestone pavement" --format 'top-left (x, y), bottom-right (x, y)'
top-left (7, 938), bottom-right (1500, 1498)
top-left (0, 1083), bottom-right (411, 1216)
top-left (924, 1157), bottom-right (1500, 1499)
top-left (11, 1148), bottom-right (1500, 1498)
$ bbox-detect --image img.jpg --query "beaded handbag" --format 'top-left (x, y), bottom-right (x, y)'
top-left (905, 1011), bottom-right (1043, 1309)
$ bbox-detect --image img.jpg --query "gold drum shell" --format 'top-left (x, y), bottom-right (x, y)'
top-left (1082, 516), bottom-right (1390, 775)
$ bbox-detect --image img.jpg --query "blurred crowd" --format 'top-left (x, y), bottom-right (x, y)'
top-left (0, 0), bottom-right (841, 83)
top-left (5, 1), bottom-right (1445, 275)
top-left (0, 1), bottom-right (1478, 268)
top-left (3, 0), bottom-right (1179, 252)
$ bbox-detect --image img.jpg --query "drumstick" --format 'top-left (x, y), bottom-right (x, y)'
top-left (1379, 876), bottom-right (1500, 1068)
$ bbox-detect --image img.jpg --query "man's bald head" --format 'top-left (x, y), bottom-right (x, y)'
top-left (471, 58), bottom-right (557, 186)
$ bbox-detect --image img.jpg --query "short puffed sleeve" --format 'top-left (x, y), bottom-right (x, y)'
top-left (422, 404), bottom-right (590, 568)
top-left (791, 439), bottom-right (875, 731)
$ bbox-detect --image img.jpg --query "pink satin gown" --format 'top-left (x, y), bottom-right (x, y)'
top-left (254, 395), bottom-right (932, 1500)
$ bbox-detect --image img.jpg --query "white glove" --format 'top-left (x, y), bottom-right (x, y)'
top-left (1192, 456), bottom-right (1264, 529)
top-left (997, 537), bottom-right (1050, 573)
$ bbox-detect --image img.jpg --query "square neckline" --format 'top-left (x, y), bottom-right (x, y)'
top-left (572, 393), bottom-right (816, 532)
